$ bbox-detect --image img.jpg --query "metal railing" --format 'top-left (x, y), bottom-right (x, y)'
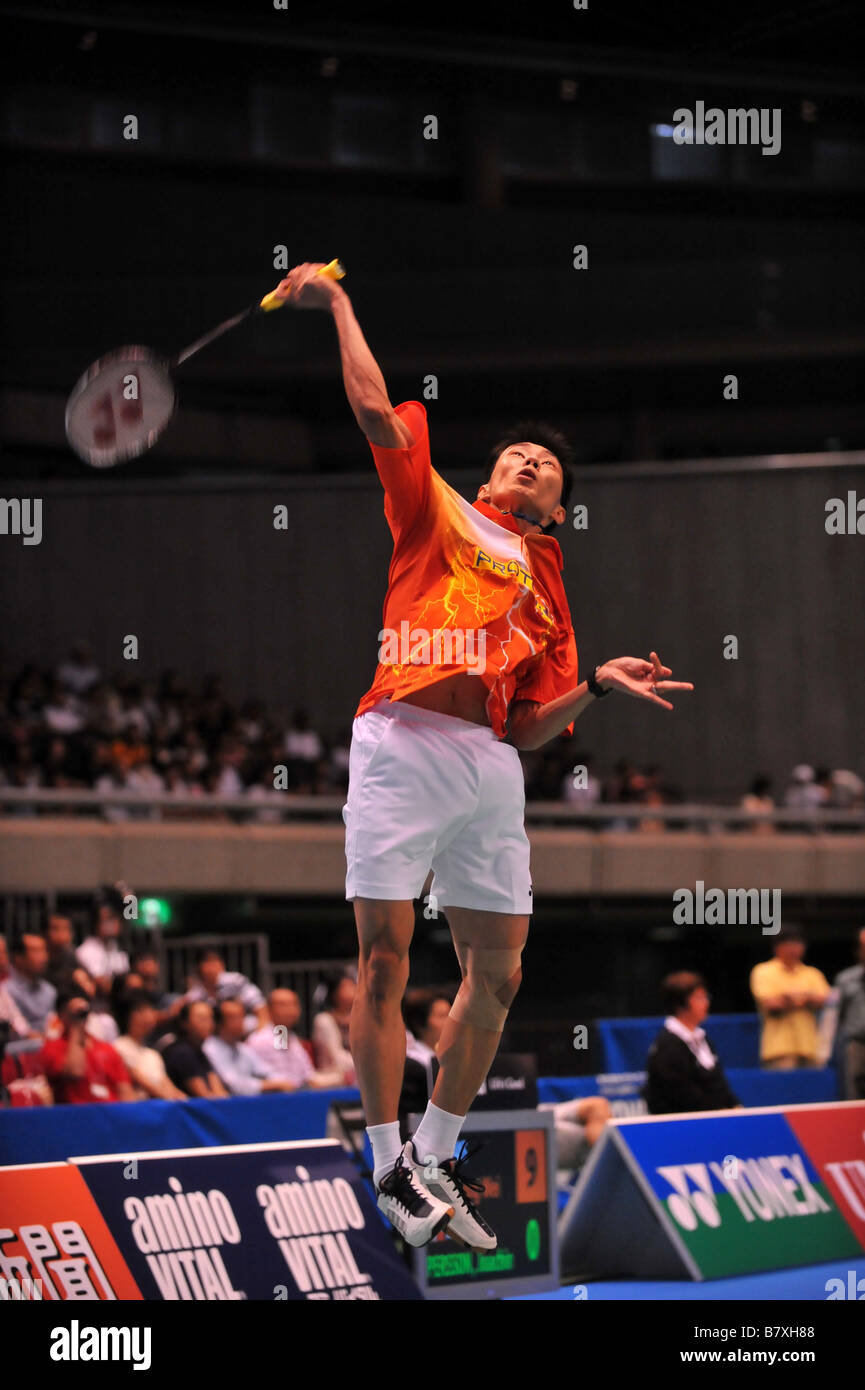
top-left (1, 786), bottom-right (863, 832)
top-left (159, 933), bottom-right (270, 996)
top-left (269, 958), bottom-right (357, 1030)
top-left (159, 939), bottom-right (356, 1028)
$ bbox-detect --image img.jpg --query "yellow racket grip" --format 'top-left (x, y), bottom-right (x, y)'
top-left (260, 258), bottom-right (346, 311)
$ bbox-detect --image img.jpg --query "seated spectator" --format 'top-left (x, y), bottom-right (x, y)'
top-left (312, 974), bottom-right (356, 1083)
top-left (740, 774), bottom-right (775, 833)
top-left (212, 738), bottom-right (246, 797)
top-left (326, 728), bottom-right (351, 792)
top-left (750, 927), bottom-right (830, 1069)
top-left (537, 1096), bottom-right (613, 1177)
top-left (560, 752), bottom-right (602, 808)
top-left (644, 972), bottom-right (741, 1114)
top-left (56, 641), bottom-right (101, 695)
top-left (245, 775), bottom-right (285, 825)
top-left (834, 926), bottom-right (865, 1100)
top-left (203, 999), bottom-right (297, 1095)
top-left (397, 988), bottom-right (454, 1127)
top-left (183, 949), bottom-right (267, 1033)
top-left (834, 928), bottom-right (865, 1100)
top-left (402, 988), bottom-right (454, 1104)
top-left (161, 1001), bottom-right (228, 1098)
top-left (45, 914), bottom-right (94, 999)
top-left (637, 785), bottom-right (667, 833)
top-left (114, 993), bottom-right (185, 1100)
top-left (784, 764), bottom-right (826, 811)
top-left (76, 887), bottom-right (130, 1002)
top-left (0, 935), bottom-right (9, 982)
top-left (43, 680), bottom-right (85, 735)
top-left (284, 708), bottom-right (324, 792)
top-left (125, 759), bottom-right (164, 819)
top-left (0, 978), bottom-right (34, 1043)
top-left (94, 749), bottom-right (131, 823)
top-left (829, 769), bottom-right (865, 811)
top-left (5, 931), bottom-right (57, 1035)
top-left (248, 989), bottom-right (344, 1088)
top-left (41, 990), bottom-right (136, 1104)
top-left (129, 948), bottom-right (183, 1029)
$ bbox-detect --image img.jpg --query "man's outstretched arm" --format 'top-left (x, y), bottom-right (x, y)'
top-left (508, 651), bottom-right (694, 750)
top-left (274, 261), bottom-right (413, 449)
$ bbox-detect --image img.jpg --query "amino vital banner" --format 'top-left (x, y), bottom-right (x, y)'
top-left (70, 1140), bottom-right (421, 1301)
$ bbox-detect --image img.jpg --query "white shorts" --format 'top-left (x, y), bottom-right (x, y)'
top-left (343, 697), bottom-right (533, 915)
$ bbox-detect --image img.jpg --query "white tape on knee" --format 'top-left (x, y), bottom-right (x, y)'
top-left (449, 945), bottom-right (523, 1032)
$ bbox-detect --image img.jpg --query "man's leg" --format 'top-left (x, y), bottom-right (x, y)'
top-left (350, 896), bottom-right (414, 1182)
top-left (411, 905), bottom-right (528, 1168)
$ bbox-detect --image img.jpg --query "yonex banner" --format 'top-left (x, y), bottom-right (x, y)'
top-left (561, 1101), bottom-right (865, 1281)
top-left (1, 1141), bottom-right (421, 1301)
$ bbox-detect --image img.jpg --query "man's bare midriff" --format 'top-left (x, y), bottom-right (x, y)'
top-left (400, 671), bottom-right (492, 727)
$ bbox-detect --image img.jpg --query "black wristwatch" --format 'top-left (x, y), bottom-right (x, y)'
top-left (587, 664), bottom-right (611, 699)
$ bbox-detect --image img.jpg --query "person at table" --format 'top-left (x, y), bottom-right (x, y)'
top-left (644, 972), bottom-right (741, 1114)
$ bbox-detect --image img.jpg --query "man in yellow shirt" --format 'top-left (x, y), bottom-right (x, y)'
top-left (750, 928), bottom-right (830, 1068)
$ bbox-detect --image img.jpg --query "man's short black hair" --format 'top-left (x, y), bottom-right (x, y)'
top-left (661, 970), bottom-right (706, 1015)
top-left (131, 947), bottom-right (159, 968)
top-left (485, 421), bottom-right (574, 533)
top-left (56, 987), bottom-right (90, 1013)
top-left (177, 999), bottom-right (210, 1030)
top-left (117, 988), bottom-right (156, 1034)
top-left (776, 926), bottom-right (805, 945)
top-left (195, 947), bottom-right (223, 966)
top-left (402, 987), bottom-right (454, 1038)
top-left (9, 930), bottom-right (45, 957)
top-left (91, 885), bottom-right (125, 927)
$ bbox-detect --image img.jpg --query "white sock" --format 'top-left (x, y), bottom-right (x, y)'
top-left (368, 1121), bottom-right (403, 1188)
top-left (411, 1101), bottom-right (466, 1171)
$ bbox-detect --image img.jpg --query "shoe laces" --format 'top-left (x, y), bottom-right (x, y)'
top-left (386, 1152), bottom-right (431, 1216)
top-left (438, 1141), bottom-right (486, 1208)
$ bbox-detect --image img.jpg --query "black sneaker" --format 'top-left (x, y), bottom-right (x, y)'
top-left (376, 1141), bottom-right (454, 1247)
top-left (418, 1141), bottom-right (497, 1251)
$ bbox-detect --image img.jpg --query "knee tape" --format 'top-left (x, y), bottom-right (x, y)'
top-left (449, 945), bottom-right (523, 1032)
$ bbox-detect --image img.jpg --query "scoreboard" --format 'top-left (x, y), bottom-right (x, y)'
top-left (408, 1108), bottom-right (559, 1299)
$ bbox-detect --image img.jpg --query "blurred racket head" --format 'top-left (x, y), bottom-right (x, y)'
top-left (65, 345), bottom-right (176, 467)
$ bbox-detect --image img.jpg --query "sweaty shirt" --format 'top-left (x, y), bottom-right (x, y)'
top-left (356, 401), bottom-right (579, 739)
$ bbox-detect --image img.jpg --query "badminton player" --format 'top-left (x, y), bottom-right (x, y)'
top-left (277, 263), bottom-right (694, 1249)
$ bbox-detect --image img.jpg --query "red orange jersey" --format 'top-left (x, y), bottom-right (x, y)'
top-left (356, 401), bottom-right (579, 740)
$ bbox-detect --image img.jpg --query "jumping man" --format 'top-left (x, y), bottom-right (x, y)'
top-left (277, 262), bottom-right (694, 1249)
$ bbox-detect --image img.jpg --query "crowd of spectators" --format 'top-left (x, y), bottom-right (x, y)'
top-left (3, 888), bottom-right (863, 1197)
top-left (2, 651), bottom-right (862, 826)
top-left (0, 887), bottom-right (361, 1107)
top-left (0, 648), bottom-right (352, 818)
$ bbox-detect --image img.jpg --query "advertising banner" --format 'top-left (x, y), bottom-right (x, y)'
top-left (561, 1102), bottom-right (865, 1281)
top-left (70, 1140), bottom-right (420, 1301)
top-left (0, 1163), bottom-right (143, 1300)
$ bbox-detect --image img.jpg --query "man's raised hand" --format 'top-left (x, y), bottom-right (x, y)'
top-left (274, 262), bottom-right (344, 310)
top-left (595, 650), bottom-right (694, 711)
